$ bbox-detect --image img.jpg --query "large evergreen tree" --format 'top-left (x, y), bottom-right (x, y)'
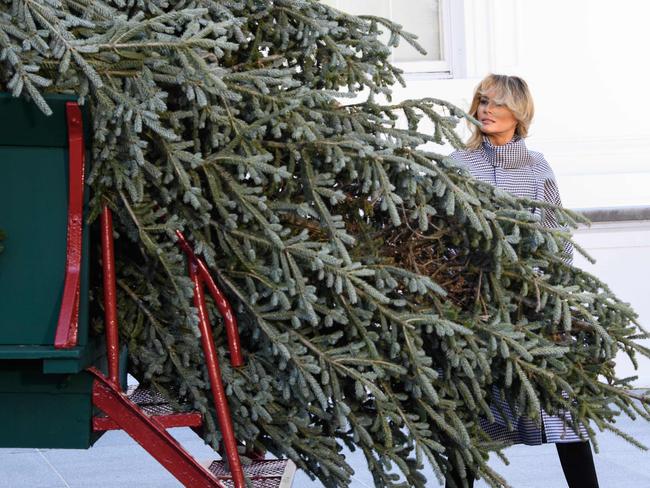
top-left (1, 1), bottom-right (648, 486)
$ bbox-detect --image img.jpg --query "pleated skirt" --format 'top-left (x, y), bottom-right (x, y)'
top-left (481, 388), bottom-right (589, 445)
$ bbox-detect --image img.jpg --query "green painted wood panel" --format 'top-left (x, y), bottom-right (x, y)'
top-left (1, 146), bottom-right (70, 344)
top-left (0, 361), bottom-right (99, 448)
top-left (0, 93), bottom-right (91, 147)
top-left (0, 93), bottom-right (90, 352)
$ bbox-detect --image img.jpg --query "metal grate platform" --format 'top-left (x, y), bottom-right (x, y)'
top-left (125, 386), bottom-right (176, 416)
top-left (207, 459), bottom-right (297, 488)
top-left (94, 385), bottom-right (202, 431)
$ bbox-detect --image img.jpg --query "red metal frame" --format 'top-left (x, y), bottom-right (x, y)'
top-left (89, 368), bottom-right (225, 488)
top-left (190, 260), bottom-right (246, 488)
top-left (55, 102), bottom-right (85, 349)
top-left (93, 412), bottom-right (202, 431)
top-left (176, 231), bottom-right (243, 367)
top-left (101, 207), bottom-right (120, 384)
top-left (92, 210), bottom-right (249, 487)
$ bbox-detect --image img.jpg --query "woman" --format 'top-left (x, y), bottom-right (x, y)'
top-left (446, 74), bottom-right (599, 488)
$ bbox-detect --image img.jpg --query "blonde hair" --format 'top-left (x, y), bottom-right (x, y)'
top-left (466, 74), bottom-right (535, 150)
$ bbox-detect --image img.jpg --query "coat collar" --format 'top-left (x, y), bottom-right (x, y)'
top-left (481, 135), bottom-right (534, 169)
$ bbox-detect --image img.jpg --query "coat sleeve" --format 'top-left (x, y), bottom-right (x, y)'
top-left (541, 176), bottom-right (574, 263)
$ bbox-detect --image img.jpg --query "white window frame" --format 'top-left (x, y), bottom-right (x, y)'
top-left (323, 0), bottom-right (467, 79)
top-left (392, 0), bottom-right (467, 79)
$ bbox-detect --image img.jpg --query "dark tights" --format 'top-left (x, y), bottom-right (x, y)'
top-left (556, 441), bottom-right (599, 488)
top-left (444, 441), bottom-right (599, 488)
top-left (445, 468), bottom-right (474, 488)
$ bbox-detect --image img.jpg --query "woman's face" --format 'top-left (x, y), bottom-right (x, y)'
top-left (477, 90), bottom-right (518, 144)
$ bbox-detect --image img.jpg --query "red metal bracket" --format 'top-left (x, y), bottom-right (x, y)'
top-left (94, 412), bottom-right (202, 431)
top-left (89, 368), bottom-right (225, 488)
top-left (55, 102), bottom-right (85, 349)
top-left (101, 207), bottom-right (120, 384)
top-left (190, 261), bottom-right (246, 488)
top-left (176, 231), bottom-right (244, 368)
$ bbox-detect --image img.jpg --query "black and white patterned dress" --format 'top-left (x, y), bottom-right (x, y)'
top-left (450, 136), bottom-right (586, 445)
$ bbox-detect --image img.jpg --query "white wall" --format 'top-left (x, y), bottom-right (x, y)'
top-left (573, 221), bottom-right (650, 386)
top-left (386, 1), bottom-right (650, 383)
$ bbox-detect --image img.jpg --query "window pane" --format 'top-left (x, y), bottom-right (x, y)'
top-left (322, 1), bottom-right (443, 64)
top-left (340, 0), bottom-right (390, 19)
top-left (392, 0), bottom-right (442, 62)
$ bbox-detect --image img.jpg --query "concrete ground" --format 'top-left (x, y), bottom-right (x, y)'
top-left (1, 414), bottom-right (649, 488)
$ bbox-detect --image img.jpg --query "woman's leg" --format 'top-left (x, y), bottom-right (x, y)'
top-left (556, 441), bottom-right (599, 488)
top-left (444, 468), bottom-right (475, 488)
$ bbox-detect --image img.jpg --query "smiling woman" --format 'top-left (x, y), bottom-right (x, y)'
top-left (467, 75), bottom-right (535, 149)
top-left (476, 93), bottom-right (519, 146)
top-left (449, 74), bottom-right (600, 488)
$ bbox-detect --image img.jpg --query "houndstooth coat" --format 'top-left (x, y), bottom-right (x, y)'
top-left (450, 136), bottom-right (586, 445)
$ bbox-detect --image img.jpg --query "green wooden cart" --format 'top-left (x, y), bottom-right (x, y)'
top-left (0, 94), bottom-right (101, 449)
top-left (0, 94), bottom-right (295, 487)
